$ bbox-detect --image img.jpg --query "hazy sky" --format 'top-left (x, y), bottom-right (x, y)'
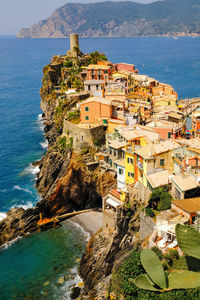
top-left (0, 0), bottom-right (157, 35)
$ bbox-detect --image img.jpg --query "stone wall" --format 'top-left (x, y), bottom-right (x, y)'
top-left (128, 181), bottom-right (151, 205)
top-left (139, 210), bottom-right (156, 240)
top-left (63, 120), bottom-right (105, 150)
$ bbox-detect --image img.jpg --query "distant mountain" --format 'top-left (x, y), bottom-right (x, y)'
top-left (17, 0), bottom-right (200, 38)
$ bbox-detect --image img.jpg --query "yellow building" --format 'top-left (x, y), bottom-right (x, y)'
top-left (125, 145), bottom-right (135, 185)
top-left (111, 71), bottom-right (134, 96)
top-left (152, 95), bottom-right (177, 107)
top-left (107, 119), bottom-right (125, 134)
top-left (125, 136), bottom-right (150, 185)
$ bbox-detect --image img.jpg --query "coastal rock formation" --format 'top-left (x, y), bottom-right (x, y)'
top-left (0, 208), bottom-right (40, 246)
top-left (80, 206), bottom-right (140, 298)
top-left (0, 52), bottom-right (116, 246)
top-left (17, 0), bottom-right (200, 38)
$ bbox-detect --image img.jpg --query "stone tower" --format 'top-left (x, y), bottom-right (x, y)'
top-left (67, 33), bottom-right (79, 63)
top-left (70, 33), bottom-right (79, 53)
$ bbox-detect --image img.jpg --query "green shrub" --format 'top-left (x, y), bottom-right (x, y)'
top-left (69, 137), bottom-right (73, 149)
top-left (64, 60), bottom-right (73, 67)
top-left (58, 136), bottom-right (66, 148)
top-left (169, 249), bottom-right (179, 260)
top-left (67, 110), bottom-right (80, 123)
top-left (148, 187), bottom-right (172, 210)
top-left (151, 246), bottom-right (163, 260)
top-left (157, 197), bottom-right (171, 210)
top-left (146, 207), bottom-right (155, 217)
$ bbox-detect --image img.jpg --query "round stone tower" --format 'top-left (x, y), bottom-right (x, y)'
top-left (70, 33), bottom-right (79, 52)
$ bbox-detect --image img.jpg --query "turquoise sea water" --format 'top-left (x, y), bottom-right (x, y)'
top-left (0, 36), bottom-right (200, 299)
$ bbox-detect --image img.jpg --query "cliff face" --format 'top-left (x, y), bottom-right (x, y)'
top-left (17, 0), bottom-right (200, 38)
top-left (80, 206), bottom-right (141, 298)
top-left (0, 55), bottom-right (116, 246)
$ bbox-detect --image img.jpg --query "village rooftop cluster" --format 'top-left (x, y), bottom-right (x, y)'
top-left (49, 34), bottom-right (200, 253)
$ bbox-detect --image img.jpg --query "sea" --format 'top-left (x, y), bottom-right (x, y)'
top-left (0, 36), bottom-right (200, 299)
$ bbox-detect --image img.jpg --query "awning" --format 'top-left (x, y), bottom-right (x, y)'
top-left (106, 197), bottom-right (121, 208)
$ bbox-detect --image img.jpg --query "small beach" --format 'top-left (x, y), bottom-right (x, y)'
top-left (69, 210), bottom-right (103, 236)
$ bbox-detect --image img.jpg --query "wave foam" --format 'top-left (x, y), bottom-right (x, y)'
top-left (1, 236), bottom-right (23, 250)
top-left (68, 220), bottom-right (90, 241)
top-left (54, 266), bottom-right (83, 300)
top-left (11, 201), bottom-right (34, 210)
top-left (13, 185), bottom-right (33, 195)
top-left (37, 113), bottom-right (45, 131)
top-left (22, 164), bottom-right (40, 176)
top-left (40, 139), bottom-right (48, 149)
top-left (0, 212), bottom-right (7, 221)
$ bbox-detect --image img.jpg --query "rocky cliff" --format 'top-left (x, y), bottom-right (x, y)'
top-left (0, 55), bottom-right (116, 246)
top-left (17, 0), bottom-right (200, 38)
top-left (80, 204), bottom-right (141, 298)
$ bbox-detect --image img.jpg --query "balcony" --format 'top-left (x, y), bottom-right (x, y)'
top-left (136, 161), bottom-right (143, 170)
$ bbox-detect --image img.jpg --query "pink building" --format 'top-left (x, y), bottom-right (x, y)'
top-left (86, 64), bottom-right (111, 82)
top-left (116, 63), bottom-right (138, 73)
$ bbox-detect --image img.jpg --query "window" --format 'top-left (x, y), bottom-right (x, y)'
top-left (127, 157), bottom-right (133, 164)
top-left (110, 149), bottom-right (112, 155)
top-left (128, 172), bottom-right (134, 178)
top-left (168, 132), bottom-right (171, 138)
top-left (160, 159), bottom-right (165, 166)
top-left (88, 85), bottom-right (91, 91)
top-left (119, 168), bottom-right (124, 175)
top-left (81, 136), bottom-right (84, 142)
top-left (114, 150), bottom-right (117, 157)
top-left (98, 75), bottom-right (101, 80)
top-left (96, 85), bottom-right (99, 90)
top-left (85, 116), bottom-right (89, 120)
top-left (85, 106), bottom-right (89, 112)
top-left (92, 75), bottom-right (94, 80)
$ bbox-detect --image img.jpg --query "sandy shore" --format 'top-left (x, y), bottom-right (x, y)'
top-left (68, 209), bottom-right (103, 236)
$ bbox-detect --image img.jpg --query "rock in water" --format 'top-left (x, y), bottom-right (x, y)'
top-left (70, 287), bottom-right (80, 299)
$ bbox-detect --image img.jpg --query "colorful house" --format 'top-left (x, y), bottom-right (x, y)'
top-left (171, 174), bottom-right (199, 200)
top-left (111, 71), bottom-right (134, 95)
top-left (134, 140), bottom-right (180, 188)
top-left (107, 139), bottom-right (126, 170)
top-left (86, 64), bottom-right (111, 82)
top-left (116, 159), bottom-right (126, 188)
top-left (116, 63), bottom-right (137, 73)
top-left (80, 96), bottom-right (112, 124)
top-left (125, 145), bottom-right (135, 185)
top-left (145, 119), bottom-right (182, 139)
top-left (192, 109), bottom-right (200, 137)
top-left (84, 80), bottom-right (104, 97)
top-left (172, 197), bottom-right (200, 224)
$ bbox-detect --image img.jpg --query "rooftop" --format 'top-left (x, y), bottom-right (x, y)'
top-left (172, 197), bottom-right (200, 213)
top-left (108, 139), bottom-right (126, 150)
top-left (119, 128), bottom-right (160, 143)
top-left (87, 64), bottom-right (110, 70)
top-left (171, 174), bottom-right (199, 192)
top-left (178, 138), bottom-right (200, 151)
top-left (146, 170), bottom-right (172, 189)
top-left (84, 80), bottom-right (104, 85)
top-left (80, 96), bottom-right (112, 106)
top-left (168, 112), bottom-right (183, 120)
top-left (135, 139), bottom-right (180, 159)
top-left (115, 158), bottom-right (126, 168)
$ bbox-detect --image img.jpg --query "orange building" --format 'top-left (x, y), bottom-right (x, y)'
top-left (151, 83), bottom-right (177, 98)
top-left (80, 96), bottom-right (112, 124)
top-left (86, 64), bottom-right (111, 82)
